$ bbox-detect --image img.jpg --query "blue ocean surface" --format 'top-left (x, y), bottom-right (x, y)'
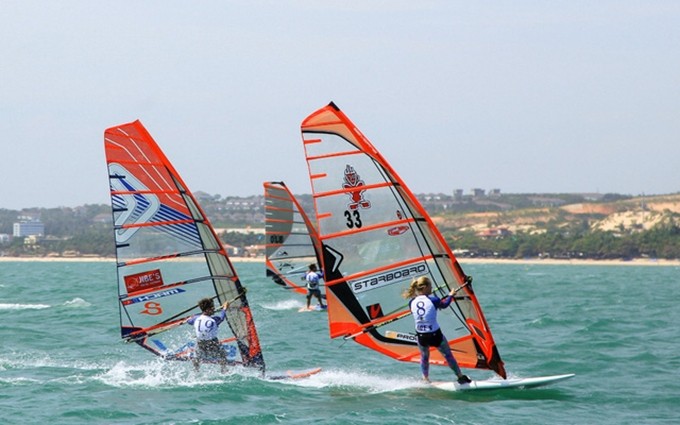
top-left (1, 260), bottom-right (678, 424)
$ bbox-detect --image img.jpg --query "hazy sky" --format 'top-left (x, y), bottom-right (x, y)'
top-left (2, 1), bottom-right (679, 210)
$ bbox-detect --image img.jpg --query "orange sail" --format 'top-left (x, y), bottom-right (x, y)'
top-left (299, 103), bottom-right (506, 378)
top-left (105, 120), bottom-right (264, 371)
top-left (264, 181), bottom-right (323, 295)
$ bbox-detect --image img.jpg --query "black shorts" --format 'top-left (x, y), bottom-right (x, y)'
top-left (197, 338), bottom-right (229, 363)
top-left (417, 328), bottom-right (444, 347)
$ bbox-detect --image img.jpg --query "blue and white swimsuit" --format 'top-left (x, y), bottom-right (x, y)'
top-left (409, 293), bottom-right (462, 378)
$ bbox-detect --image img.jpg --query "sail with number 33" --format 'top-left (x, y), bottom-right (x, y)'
top-left (299, 102), bottom-right (506, 378)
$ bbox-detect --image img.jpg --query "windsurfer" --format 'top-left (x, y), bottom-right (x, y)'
top-left (186, 297), bottom-right (231, 372)
top-left (304, 264), bottom-right (326, 310)
top-left (403, 276), bottom-right (472, 385)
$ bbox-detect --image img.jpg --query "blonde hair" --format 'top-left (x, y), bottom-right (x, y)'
top-left (402, 276), bottom-right (432, 299)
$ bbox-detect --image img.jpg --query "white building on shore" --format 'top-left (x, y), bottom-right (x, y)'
top-left (13, 221), bottom-right (45, 237)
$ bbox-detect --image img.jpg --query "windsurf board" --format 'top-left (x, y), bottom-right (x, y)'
top-left (430, 373), bottom-right (575, 392)
top-left (298, 305), bottom-right (327, 312)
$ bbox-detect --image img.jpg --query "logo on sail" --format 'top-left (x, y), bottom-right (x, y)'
top-left (122, 287), bottom-right (186, 305)
top-left (342, 164), bottom-right (371, 210)
top-left (366, 303), bottom-right (384, 319)
top-left (350, 262), bottom-right (429, 293)
top-left (387, 225), bottom-right (410, 236)
top-left (124, 269), bottom-right (164, 293)
top-left (385, 330), bottom-right (417, 343)
top-left (109, 163), bottom-right (161, 243)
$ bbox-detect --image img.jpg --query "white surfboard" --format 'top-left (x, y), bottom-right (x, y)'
top-left (430, 373), bottom-right (575, 391)
top-left (298, 305), bottom-right (328, 312)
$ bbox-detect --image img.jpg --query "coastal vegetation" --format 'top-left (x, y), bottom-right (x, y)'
top-left (1, 192), bottom-right (679, 260)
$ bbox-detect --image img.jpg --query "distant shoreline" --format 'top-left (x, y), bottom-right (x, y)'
top-left (0, 256), bottom-right (677, 266)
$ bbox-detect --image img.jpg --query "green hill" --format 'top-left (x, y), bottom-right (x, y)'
top-left (1, 192), bottom-right (678, 260)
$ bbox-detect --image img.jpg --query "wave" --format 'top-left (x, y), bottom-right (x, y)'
top-left (0, 298), bottom-right (90, 311)
top-left (96, 360), bottom-right (260, 388)
top-left (0, 303), bottom-right (50, 310)
top-left (260, 299), bottom-right (304, 310)
top-left (62, 298), bottom-right (91, 308)
top-left (0, 351), bottom-right (114, 372)
top-left (283, 367), bottom-right (421, 393)
top-left (0, 350), bottom-right (256, 389)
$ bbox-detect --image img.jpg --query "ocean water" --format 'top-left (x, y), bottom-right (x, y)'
top-left (1, 260), bottom-right (678, 425)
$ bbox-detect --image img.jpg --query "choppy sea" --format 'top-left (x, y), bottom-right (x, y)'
top-left (1, 260), bottom-right (678, 424)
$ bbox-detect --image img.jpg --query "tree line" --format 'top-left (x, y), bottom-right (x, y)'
top-left (444, 220), bottom-right (680, 260)
top-left (1, 199), bottom-right (679, 260)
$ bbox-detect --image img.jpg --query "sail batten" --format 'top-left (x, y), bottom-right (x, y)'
top-left (322, 253), bottom-right (434, 287)
top-left (313, 181), bottom-right (394, 199)
top-left (105, 120), bottom-right (264, 371)
top-left (115, 218), bottom-right (196, 229)
top-left (320, 217), bottom-right (416, 241)
top-left (306, 149), bottom-right (363, 162)
top-left (299, 103), bottom-right (507, 378)
top-left (264, 181), bottom-right (322, 294)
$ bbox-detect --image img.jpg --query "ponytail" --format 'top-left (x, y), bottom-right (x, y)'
top-left (402, 276), bottom-right (431, 299)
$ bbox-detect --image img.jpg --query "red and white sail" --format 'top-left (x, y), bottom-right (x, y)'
top-left (105, 120), bottom-right (264, 370)
top-left (299, 103), bottom-right (506, 378)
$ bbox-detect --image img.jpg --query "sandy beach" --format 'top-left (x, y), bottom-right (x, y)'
top-left (0, 256), bottom-right (678, 266)
top-left (0, 256), bottom-right (263, 263)
top-left (459, 257), bottom-right (680, 266)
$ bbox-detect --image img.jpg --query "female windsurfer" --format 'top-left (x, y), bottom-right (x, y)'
top-left (186, 297), bottom-right (231, 372)
top-left (403, 276), bottom-right (472, 385)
